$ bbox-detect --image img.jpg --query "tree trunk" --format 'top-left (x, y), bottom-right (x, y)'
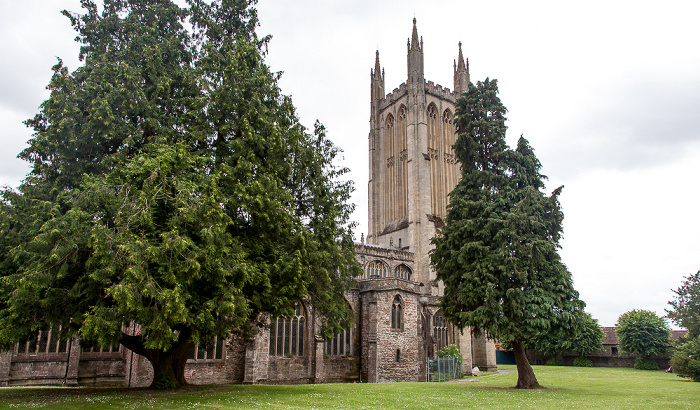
top-left (121, 326), bottom-right (195, 389)
top-left (512, 338), bottom-right (540, 389)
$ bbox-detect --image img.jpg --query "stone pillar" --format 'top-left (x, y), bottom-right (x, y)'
top-left (362, 293), bottom-right (378, 383)
top-left (458, 327), bottom-right (473, 376)
top-left (471, 331), bottom-right (497, 372)
top-left (243, 331), bottom-right (269, 384)
top-left (484, 337), bottom-right (497, 371)
top-left (313, 336), bottom-right (325, 383)
top-left (64, 336), bottom-right (81, 386)
top-left (0, 350), bottom-right (12, 387)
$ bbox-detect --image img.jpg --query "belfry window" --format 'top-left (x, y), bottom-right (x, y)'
top-left (269, 303), bottom-right (306, 357)
top-left (391, 295), bottom-right (403, 330)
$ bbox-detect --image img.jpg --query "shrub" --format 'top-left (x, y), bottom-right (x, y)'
top-left (546, 358), bottom-right (564, 366)
top-left (153, 374), bottom-right (177, 390)
top-left (670, 335), bottom-right (700, 381)
top-left (573, 357), bottom-right (592, 367)
top-left (634, 357), bottom-right (659, 370)
top-left (437, 344), bottom-right (463, 361)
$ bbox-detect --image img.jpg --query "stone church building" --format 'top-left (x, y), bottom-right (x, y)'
top-left (0, 20), bottom-right (495, 387)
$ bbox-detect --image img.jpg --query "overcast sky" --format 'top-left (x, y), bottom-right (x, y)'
top-left (2, 0), bottom-right (699, 328)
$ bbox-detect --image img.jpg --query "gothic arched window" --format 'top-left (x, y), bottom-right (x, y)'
top-left (394, 264), bottom-right (412, 281)
top-left (396, 105), bottom-right (408, 219)
top-left (365, 260), bottom-right (388, 279)
top-left (269, 303), bottom-right (306, 357)
top-left (434, 311), bottom-right (450, 350)
top-left (391, 295), bottom-right (403, 330)
top-left (384, 114), bottom-right (395, 225)
top-left (442, 109), bottom-right (457, 202)
top-left (427, 103), bottom-right (444, 217)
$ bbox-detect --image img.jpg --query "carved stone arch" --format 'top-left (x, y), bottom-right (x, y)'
top-left (364, 259), bottom-right (389, 279)
top-left (394, 264), bottom-right (412, 281)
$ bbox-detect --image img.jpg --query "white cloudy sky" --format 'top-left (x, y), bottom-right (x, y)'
top-left (1, 0), bottom-right (699, 328)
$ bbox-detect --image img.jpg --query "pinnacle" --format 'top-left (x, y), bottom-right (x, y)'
top-left (457, 42), bottom-right (466, 71)
top-left (410, 18), bottom-right (420, 50)
top-left (375, 50), bottom-right (381, 75)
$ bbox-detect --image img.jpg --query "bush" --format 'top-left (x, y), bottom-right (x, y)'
top-left (546, 358), bottom-right (564, 366)
top-left (436, 344), bottom-right (463, 361)
top-left (153, 374), bottom-right (177, 390)
top-left (573, 357), bottom-right (592, 367)
top-left (670, 335), bottom-right (700, 381)
top-left (634, 357), bottom-right (659, 370)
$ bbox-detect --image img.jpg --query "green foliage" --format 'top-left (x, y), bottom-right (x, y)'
top-left (616, 310), bottom-right (670, 362)
top-left (667, 270), bottom-right (700, 339)
top-left (0, 0), bottom-right (361, 386)
top-left (430, 79), bottom-right (584, 388)
top-left (634, 357), bottom-right (659, 370)
top-left (525, 312), bottom-right (604, 357)
top-left (671, 335), bottom-right (700, 381)
top-left (153, 375), bottom-right (177, 390)
top-left (436, 344), bottom-right (462, 360)
top-left (573, 357), bottom-right (593, 367)
top-left (545, 358), bottom-right (565, 366)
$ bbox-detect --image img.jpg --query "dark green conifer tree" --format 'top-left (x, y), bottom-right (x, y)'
top-left (0, 0), bottom-right (360, 388)
top-left (431, 79), bottom-right (584, 389)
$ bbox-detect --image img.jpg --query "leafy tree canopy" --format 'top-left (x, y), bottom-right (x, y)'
top-left (670, 334), bottom-right (700, 382)
top-left (0, 0), bottom-right (360, 388)
top-left (667, 270), bottom-right (700, 339)
top-left (616, 309), bottom-right (670, 361)
top-left (509, 311), bottom-right (603, 358)
top-left (431, 79), bottom-right (584, 389)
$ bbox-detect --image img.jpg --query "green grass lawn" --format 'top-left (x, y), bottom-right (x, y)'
top-left (1, 365), bottom-right (698, 409)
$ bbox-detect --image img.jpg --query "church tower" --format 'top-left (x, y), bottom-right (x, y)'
top-left (368, 19), bottom-right (467, 291)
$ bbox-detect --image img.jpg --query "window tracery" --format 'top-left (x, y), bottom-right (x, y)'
top-left (394, 264), bottom-right (412, 280)
top-left (364, 260), bottom-right (389, 279)
top-left (269, 303), bottom-right (306, 357)
top-left (434, 311), bottom-right (450, 350)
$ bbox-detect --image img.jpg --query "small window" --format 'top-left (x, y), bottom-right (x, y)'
top-left (391, 295), bottom-right (403, 330)
top-left (611, 346), bottom-right (618, 355)
top-left (396, 349), bottom-right (401, 362)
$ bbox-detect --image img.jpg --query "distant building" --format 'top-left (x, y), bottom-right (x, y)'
top-left (526, 327), bottom-right (686, 368)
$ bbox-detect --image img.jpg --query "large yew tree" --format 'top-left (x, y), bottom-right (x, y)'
top-left (430, 79), bottom-right (584, 389)
top-left (0, 0), bottom-right (360, 388)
